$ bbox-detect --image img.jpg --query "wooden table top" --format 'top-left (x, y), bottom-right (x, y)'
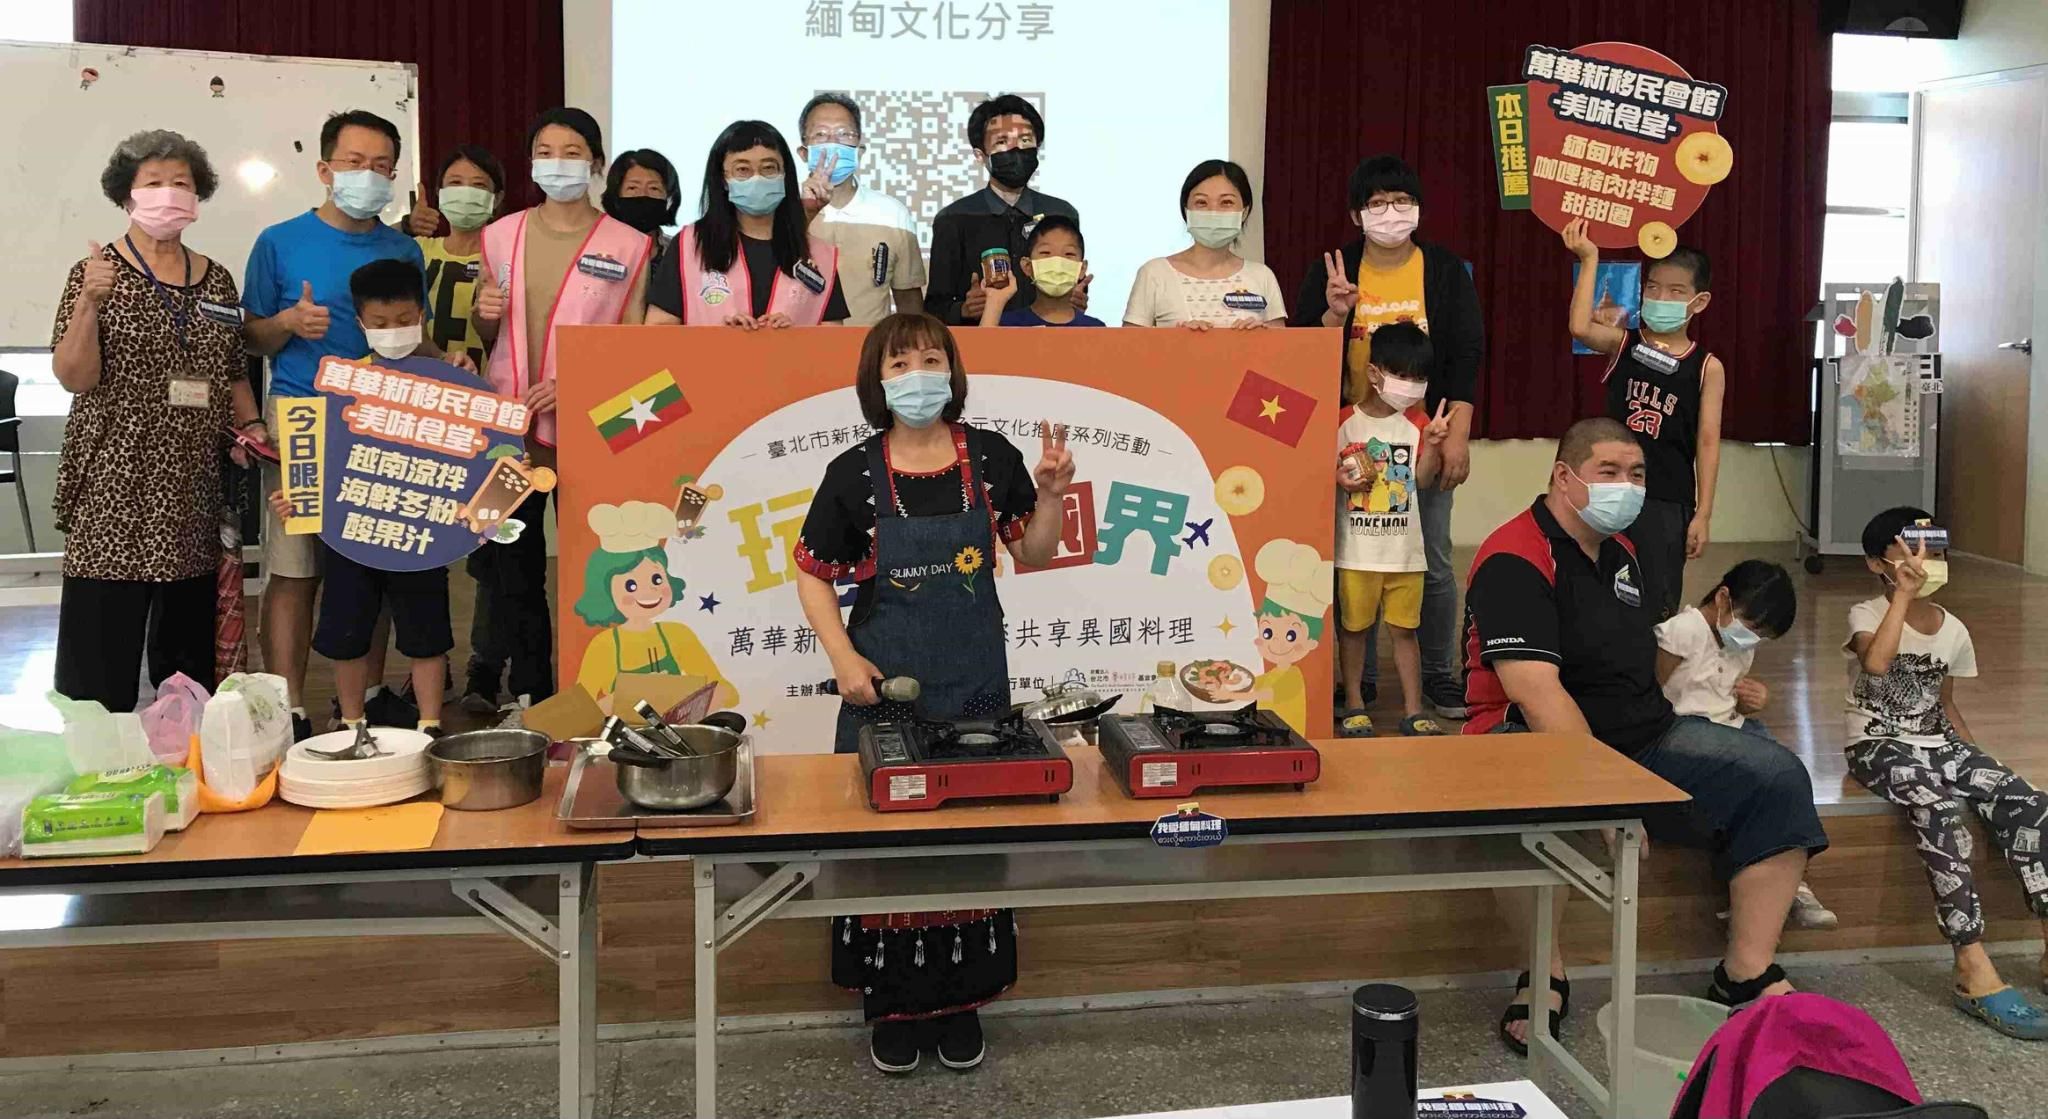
top-left (0, 766), bottom-right (634, 888)
top-left (639, 733), bottom-right (1689, 856)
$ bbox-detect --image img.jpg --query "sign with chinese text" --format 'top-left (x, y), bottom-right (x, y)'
top-left (1510, 42), bottom-right (1732, 256)
top-left (308, 356), bottom-right (534, 572)
top-left (277, 397), bottom-right (326, 536)
top-left (556, 326), bottom-right (1340, 752)
top-left (1487, 84), bottom-right (1533, 210)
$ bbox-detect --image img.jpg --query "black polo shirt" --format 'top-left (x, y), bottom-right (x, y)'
top-left (1461, 497), bottom-right (1674, 754)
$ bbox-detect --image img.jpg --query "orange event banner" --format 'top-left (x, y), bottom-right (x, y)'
top-left (554, 326), bottom-right (1343, 752)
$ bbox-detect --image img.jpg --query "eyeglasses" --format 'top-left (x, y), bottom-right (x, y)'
top-left (1362, 198), bottom-right (1418, 214)
top-left (805, 129), bottom-right (860, 145)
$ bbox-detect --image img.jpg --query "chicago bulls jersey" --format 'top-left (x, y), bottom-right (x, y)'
top-left (1603, 329), bottom-right (1707, 504)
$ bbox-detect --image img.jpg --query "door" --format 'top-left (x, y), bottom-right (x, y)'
top-left (1914, 73), bottom-right (2042, 564)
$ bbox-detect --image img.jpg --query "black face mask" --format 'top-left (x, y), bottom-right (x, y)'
top-left (606, 194), bottom-right (671, 235)
top-left (987, 147), bottom-right (1039, 190)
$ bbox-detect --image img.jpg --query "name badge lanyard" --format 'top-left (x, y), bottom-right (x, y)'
top-left (125, 234), bottom-right (194, 372)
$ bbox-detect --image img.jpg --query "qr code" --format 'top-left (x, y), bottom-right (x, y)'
top-left (833, 89), bottom-right (1047, 252)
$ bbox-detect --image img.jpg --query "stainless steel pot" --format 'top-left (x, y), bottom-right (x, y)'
top-left (612, 724), bottom-right (743, 810)
top-left (429, 729), bottom-right (549, 810)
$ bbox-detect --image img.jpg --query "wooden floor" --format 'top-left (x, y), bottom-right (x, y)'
top-left (3, 543), bottom-right (2046, 1058)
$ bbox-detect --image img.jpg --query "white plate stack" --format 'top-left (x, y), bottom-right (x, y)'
top-left (279, 729), bottom-right (435, 808)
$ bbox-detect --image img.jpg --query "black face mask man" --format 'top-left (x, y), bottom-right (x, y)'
top-left (987, 147), bottom-right (1038, 191)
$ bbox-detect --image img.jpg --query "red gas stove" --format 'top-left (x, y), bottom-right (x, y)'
top-left (857, 715), bottom-right (1074, 811)
top-left (1096, 704), bottom-right (1321, 798)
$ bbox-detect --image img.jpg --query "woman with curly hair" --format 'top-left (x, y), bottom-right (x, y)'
top-left (790, 312), bottom-right (1076, 1074)
top-left (51, 129), bottom-right (264, 711)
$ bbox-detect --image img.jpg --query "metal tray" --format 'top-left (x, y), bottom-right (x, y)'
top-left (555, 739), bottom-right (757, 829)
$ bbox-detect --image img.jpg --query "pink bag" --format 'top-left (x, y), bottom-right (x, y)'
top-left (140, 672), bottom-right (210, 766)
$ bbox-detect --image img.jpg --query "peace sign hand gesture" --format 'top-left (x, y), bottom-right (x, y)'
top-left (1034, 419), bottom-right (1075, 499)
top-left (1889, 535), bottom-right (1929, 599)
top-left (1323, 250), bottom-right (1359, 316)
top-left (1423, 400), bottom-right (1453, 445)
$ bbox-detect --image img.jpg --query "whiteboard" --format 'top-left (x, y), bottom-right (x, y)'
top-left (0, 40), bottom-right (420, 348)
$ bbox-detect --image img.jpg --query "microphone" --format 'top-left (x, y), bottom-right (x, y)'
top-left (821, 676), bottom-right (921, 703)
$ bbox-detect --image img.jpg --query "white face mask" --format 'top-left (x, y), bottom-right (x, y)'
top-left (365, 324), bottom-right (422, 359)
top-left (1376, 375), bottom-right (1427, 411)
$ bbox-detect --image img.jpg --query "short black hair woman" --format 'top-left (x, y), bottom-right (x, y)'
top-left (790, 312), bottom-right (1075, 1074)
top-left (644, 120), bottom-right (851, 329)
top-left (1122, 158), bottom-right (1289, 330)
top-left (51, 129), bottom-right (266, 711)
top-left (602, 147), bottom-right (680, 249)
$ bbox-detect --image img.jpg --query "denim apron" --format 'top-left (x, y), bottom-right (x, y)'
top-left (832, 426), bottom-right (1010, 753)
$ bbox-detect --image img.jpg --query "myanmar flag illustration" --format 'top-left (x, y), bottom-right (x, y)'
top-left (588, 369), bottom-right (690, 453)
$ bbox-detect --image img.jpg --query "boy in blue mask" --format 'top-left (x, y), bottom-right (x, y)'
top-left (1563, 217), bottom-right (1725, 620)
top-left (1655, 559), bottom-right (1836, 931)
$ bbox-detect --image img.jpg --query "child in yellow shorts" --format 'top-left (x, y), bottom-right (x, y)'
top-left (1335, 322), bottom-right (1452, 736)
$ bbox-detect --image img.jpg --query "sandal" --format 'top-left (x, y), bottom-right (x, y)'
top-left (1707, 961), bottom-right (1787, 1011)
top-left (1955, 987), bottom-right (2048, 1040)
top-left (1498, 969), bottom-right (1570, 1057)
top-left (1400, 713), bottom-right (1446, 736)
top-left (1338, 709), bottom-right (1376, 738)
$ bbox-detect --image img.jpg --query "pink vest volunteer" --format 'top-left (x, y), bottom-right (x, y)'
top-left (673, 224), bottom-right (840, 326)
top-left (480, 210), bottom-right (652, 447)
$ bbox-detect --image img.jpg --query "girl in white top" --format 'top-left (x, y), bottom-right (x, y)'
top-left (1654, 559), bottom-right (1836, 930)
top-left (1122, 159), bottom-right (1288, 330)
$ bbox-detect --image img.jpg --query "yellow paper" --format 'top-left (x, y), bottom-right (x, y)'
top-left (275, 395), bottom-right (327, 535)
top-left (293, 802), bottom-right (444, 856)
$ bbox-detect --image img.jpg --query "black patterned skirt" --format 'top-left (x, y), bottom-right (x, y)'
top-left (829, 908), bottom-right (1018, 1022)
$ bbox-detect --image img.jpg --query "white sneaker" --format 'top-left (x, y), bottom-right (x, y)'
top-left (1788, 881), bottom-right (1839, 930)
top-left (495, 694), bottom-right (533, 729)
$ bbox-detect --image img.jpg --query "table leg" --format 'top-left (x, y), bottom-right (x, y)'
top-left (558, 865), bottom-right (598, 1119)
top-left (695, 858), bottom-right (718, 1119)
top-left (1606, 825), bottom-right (1642, 1119)
top-left (1528, 882), bottom-right (1556, 1082)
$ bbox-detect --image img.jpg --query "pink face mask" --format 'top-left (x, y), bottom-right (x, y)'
top-left (128, 186), bottom-right (199, 239)
top-left (1361, 206), bottom-right (1419, 248)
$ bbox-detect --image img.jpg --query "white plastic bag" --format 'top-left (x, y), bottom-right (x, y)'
top-left (50, 692), bottom-right (154, 775)
top-left (139, 672), bottom-right (210, 764)
top-left (198, 673), bottom-right (290, 802)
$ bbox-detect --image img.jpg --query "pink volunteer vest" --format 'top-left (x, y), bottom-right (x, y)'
top-left (480, 209), bottom-right (652, 447)
top-left (674, 224), bottom-right (840, 326)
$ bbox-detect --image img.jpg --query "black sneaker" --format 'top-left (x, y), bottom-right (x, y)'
top-left (934, 1010), bottom-right (985, 1071)
top-left (364, 688), bottom-right (421, 728)
top-left (869, 1020), bottom-right (919, 1074)
top-left (291, 713), bottom-right (314, 743)
top-left (418, 724), bottom-right (446, 740)
top-left (1424, 678), bottom-right (1469, 720)
top-left (460, 686), bottom-right (501, 716)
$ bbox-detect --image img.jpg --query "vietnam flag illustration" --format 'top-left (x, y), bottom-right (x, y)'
top-left (588, 369), bottom-right (690, 453)
top-left (1224, 368), bottom-right (1317, 447)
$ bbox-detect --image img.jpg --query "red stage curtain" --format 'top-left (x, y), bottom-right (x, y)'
top-left (1264, 0), bottom-right (1829, 443)
top-left (73, 0), bottom-right (564, 213)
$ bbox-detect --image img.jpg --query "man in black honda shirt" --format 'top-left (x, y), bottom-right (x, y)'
top-left (925, 95), bottom-right (1084, 325)
top-left (1464, 418), bottom-right (1828, 1049)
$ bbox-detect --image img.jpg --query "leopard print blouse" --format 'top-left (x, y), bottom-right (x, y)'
top-left (52, 246), bottom-right (245, 581)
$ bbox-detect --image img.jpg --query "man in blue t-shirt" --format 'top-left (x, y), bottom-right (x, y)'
top-left (244, 109), bottom-right (437, 738)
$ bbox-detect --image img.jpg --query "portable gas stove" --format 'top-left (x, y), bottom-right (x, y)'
top-left (857, 714), bottom-right (1074, 811)
top-left (1096, 703), bottom-right (1321, 798)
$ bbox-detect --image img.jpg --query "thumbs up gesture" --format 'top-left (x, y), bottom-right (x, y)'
top-left (78, 242), bottom-right (116, 308)
top-left (475, 273), bottom-right (508, 324)
top-left (406, 183), bottom-right (441, 237)
top-left (287, 280), bottom-right (330, 341)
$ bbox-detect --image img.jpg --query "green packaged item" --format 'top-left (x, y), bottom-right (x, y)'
top-left (66, 765), bottom-right (198, 831)
top-left (20, 791), bottom-right (167, 858)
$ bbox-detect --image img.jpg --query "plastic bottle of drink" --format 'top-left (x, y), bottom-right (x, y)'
top-left (1139, 660), bottom-right (1194, 713)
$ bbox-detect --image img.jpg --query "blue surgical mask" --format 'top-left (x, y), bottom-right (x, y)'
top-left (1640, 297), bottom-right (1693, 333)
top-left (1719, 616), bottom-right (1762, 653)
top-left (727, 175), bottom-right (786, 216)
top-left (1566, 466), bottom-right (1645, 535)
top-left (883, 371), bottom-right (952, 428)
top-left (809, 143), bottom-right (859, 186)
top-left (329, 169), bottom-right (394, 219)
top-left (532, 159), bottom-right (592, 202)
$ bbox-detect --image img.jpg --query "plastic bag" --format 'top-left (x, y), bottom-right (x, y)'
top-left (197, 673), bottom-right (290, 802)
top-left (50, 692), bottom-right (154, 775)
top-left (189, 732), bottom-right (275, 813)
top-left (140, 672), bottom-right (210, 766)
top-left (0, 724), bottom-right (75, 857)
